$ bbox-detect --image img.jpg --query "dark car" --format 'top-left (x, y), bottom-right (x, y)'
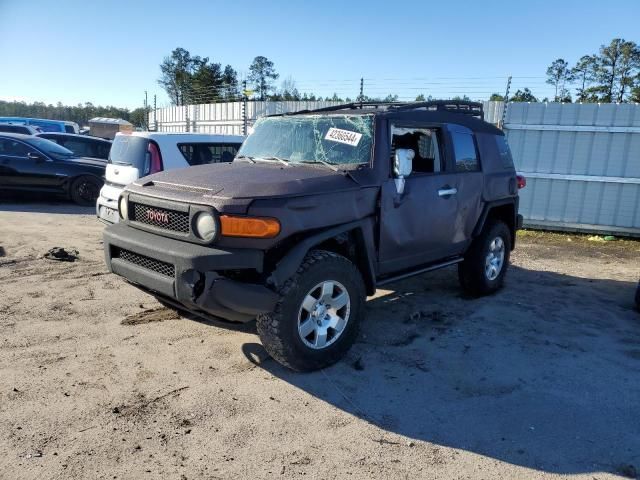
top-left (0, 133), bottom-right (105, 205)
top-left (37, 132), bottom-right (112, 160)
top-left (103, 101), bottom-right (524, 371)
top-left (0, 123), bottom-right (40, 135)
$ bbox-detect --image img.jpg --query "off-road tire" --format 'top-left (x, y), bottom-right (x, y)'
top-left (257, 249), bottom-right (366, 372)
top-left (458, 220), bottom-right (511, 296)
top-left (70, 175), bottom-right (102, 206)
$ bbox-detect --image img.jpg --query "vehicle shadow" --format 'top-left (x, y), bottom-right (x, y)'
top-left (242, 265), bottom-right (640, 476)
top-left (0, 194), bottom-right (94, 215)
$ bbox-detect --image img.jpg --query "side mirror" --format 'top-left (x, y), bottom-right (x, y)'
top-left (393, 148), bottom-right (414, 195)
top-left (27, 152), bottom-right (44, 162)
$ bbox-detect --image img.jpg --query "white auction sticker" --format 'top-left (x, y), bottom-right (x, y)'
top-left (324, 128), bottom-right (362, 147)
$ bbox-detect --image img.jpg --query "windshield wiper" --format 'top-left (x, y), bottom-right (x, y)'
top-left (235, 155), bottom-right (256, 163)
top-left (299, 159), bottom-right (339, 172)
top-left (259, 156), bottom-right (290, 167)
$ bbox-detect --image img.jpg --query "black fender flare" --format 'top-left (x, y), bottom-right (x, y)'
top-left (472, 198), bottom-right (519, 247)
top-left (268, 218), bottom-right (377, 295)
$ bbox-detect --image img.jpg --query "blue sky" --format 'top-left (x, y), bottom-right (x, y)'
top-left (1, 0), bottom-right (639, 109)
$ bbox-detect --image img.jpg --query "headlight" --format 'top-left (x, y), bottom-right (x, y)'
top-left (194, 211), bottom-right (217, 242)
top-left (118, 196), bottom-right (128, 220)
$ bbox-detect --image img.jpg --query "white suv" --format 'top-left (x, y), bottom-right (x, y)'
top-left (97, 132), bottom-right (244, 224)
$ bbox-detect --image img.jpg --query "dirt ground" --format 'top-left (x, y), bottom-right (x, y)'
top-left (1, 200), bottom-right (639, 480)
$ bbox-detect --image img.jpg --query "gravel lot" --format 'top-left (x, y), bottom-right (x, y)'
top-left (1, 201), bottom-right (639, 480)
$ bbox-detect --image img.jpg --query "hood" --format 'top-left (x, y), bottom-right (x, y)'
top-left (132, 161), bottom-right (361, 200)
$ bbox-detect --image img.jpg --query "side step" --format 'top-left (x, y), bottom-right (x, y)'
top-left (376, 257), bottom-right (463, 287)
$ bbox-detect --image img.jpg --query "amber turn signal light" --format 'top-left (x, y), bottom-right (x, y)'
top-left (219, 215), bottom-right (281, 238)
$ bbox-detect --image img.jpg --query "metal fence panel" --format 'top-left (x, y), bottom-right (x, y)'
top-left (505, 102), bottom-right (640, 236)
top-left (149, 100), bottom-right (505, 134)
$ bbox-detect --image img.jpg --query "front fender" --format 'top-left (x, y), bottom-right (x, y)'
top-left (268, 218), bottom-right (377, 294)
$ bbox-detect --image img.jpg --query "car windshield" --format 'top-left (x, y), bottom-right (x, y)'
top-left (25, 137), bottom-right (75, 161)
top-left (237, 114), bottom-right (374, 167)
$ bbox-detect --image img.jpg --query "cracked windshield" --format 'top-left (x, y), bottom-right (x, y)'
top-left (237, 115), bottom-right (373, 166)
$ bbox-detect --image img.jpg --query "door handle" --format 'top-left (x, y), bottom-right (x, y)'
top-left (438, 187), bottom-right (458, 197)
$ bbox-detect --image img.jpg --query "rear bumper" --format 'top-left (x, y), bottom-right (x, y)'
top-left (103, 223), bottom-right (278, 322)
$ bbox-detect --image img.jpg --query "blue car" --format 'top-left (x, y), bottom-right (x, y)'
top-left (0, 117), bottom-right (79, 134)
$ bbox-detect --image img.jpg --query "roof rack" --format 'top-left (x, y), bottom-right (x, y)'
top-left (280, 100), bottom-right (484, 120)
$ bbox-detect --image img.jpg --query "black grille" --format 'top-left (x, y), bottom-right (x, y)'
top-left (131, 203), bottom-right (189, 233)
top-left (113, 248), bottom-right (175, 277)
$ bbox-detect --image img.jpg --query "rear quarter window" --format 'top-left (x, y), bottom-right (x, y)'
top-left (178, 143), bottom-right (241, 166)
top-left (496, 135), bottom-right (515, 169)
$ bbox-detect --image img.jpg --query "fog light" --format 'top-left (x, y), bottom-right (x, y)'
top-left (195, 212), bottom-right (217, 242)
top-left (118, 196), bottom-right (128, 220)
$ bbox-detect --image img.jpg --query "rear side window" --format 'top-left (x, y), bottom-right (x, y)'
top-left (62, 139), bottom-right (92, 157)
top-left (0, 125), bottom-right (29, 134)
top-left (451, 131), bottom-right (479, 172)
top-left (178, 143), bottom-right (241, 166)
top-left (64, 125), bottom-right (75, 133)
top-left (496, 135), bottom-right (514, 169)
top-left (96, 142), bottom-right (111, 160)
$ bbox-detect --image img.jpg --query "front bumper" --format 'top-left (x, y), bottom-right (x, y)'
top-left (103, 223), bottom-right (278, 322)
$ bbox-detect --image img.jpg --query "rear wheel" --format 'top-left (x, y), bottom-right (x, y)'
top-left (459, 220), bottom-right (511, 296)
top-left (70, 175), bottom-right (102, 206)
top-left (257, 250), bottom-right (365, 372)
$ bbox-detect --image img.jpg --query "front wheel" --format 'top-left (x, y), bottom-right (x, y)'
top-left (257, 250), bottom-right (366, 372)
top-left (458, 220), bottom-right (511, 296)
top-left (70, 175), bottom-right (102, 206)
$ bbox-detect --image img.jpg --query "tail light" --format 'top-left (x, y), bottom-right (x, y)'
top-left (147, 141), bottom-right (163, 175)
top-left (516, 174), bottom-right (526, 189)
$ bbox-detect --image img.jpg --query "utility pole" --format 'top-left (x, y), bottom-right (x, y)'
top-left (242, 80), bottom-right (248, 136)
top-left (153, 94), bottom-right (158, 131)
top-left (144, 91), bottom-right (149, 130)
top-left (359, 77), bottom-right (364, 107)
top-left (499, 76), bottom-right (512, 129)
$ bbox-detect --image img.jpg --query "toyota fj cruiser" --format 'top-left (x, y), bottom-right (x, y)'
top-left (103, 101), bottom-right (523, 371)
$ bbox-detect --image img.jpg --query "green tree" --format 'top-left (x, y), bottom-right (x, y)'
top-left (546, 59), bottom-right (575, 101)
top-left (631, 82), bottom-right (640, 103)
top-left (248, 56), bottom-right (279, 101)
top-left (129, 108), bottom-right (147, 129)
top-left (222, 65), bottom-right (239, 99)
top-left (489, 93), bottom-right (505, 101)
top-left (158, 47), bottom-right (195, 105)
top-left (571, 55), bottom-right (598, 102)
top-left (279, 76), bottom-right (301, 101)
top-left (0, 100), bottom-right (134, 126)
top-left (590, 39), bottom-right (640, 102)
top-left (415, 94), bottom-right (426, 101)
top-left (158, 48), bottom-right (242, 104)
top-left (511, 88), bottom-right (538, 102)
